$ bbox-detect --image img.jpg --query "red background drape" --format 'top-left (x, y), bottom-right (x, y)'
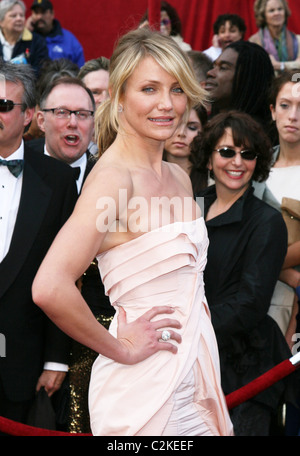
top-left (23, 0), bottom-right (300, 61)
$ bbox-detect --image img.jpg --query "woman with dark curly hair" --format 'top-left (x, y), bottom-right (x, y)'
top-left (139, 1), bottom-right (191, 51)
top-left (193, 111), bottom-right (292, 435)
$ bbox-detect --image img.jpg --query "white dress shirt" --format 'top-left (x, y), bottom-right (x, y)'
top-left (203, 46), bottom-right (222, 62)
top-left (70, 152), bottom-right (87, 193)
top-left (0, 29), bottom-right (15, 61)
top-left (266, 166), bottom-right (300, 203)
top-left (0, 144), bottom-right (24, 262)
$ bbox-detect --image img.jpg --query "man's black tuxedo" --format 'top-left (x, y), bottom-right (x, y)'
top-left (0, 143), bottom-right (78, 403)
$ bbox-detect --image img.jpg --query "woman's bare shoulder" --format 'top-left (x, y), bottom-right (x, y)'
top-left (164, 161), bottom-right (193, 194)
top-left (82, 153), bottom-right (134, 198)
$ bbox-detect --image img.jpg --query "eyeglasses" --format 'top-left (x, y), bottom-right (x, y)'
top-left (214, 147), bottom-right (258, 161)
top-left (0, 99), bottom-right (23, 112)
top-left (161, 19), bottom-right (171, 26)
top-left (42, 108), bottom-right (94, 121)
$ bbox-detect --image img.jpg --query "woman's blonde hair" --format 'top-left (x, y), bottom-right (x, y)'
top-left (95, 27), bottom-right (206, 155)
top-left (253, 0), bottom-right (291, 28)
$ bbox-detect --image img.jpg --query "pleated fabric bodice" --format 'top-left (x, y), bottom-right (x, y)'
top-left (89, 218), bottom-right (233, 436)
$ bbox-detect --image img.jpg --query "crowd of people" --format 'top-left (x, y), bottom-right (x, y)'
top-left (0, 0), bottom-right (299, 438)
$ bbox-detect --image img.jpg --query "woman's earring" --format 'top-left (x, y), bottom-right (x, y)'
top-left (118, 104), bottom-right (123, 113)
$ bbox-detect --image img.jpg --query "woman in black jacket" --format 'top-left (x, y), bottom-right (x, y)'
top-left (193, 111), bottom-right (292, 436)
top-left (0, 0), bottom-right (48, 75)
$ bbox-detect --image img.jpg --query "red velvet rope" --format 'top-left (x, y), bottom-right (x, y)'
top-left (0, 415), bottom-right (92, 436)
top-left (0, 358), bottom-right (297, 436)
top-left (226, 358), bottom-right (296, 410)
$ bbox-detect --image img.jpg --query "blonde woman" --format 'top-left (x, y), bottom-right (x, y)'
top-left (33, 28), bottom-right (233, 436)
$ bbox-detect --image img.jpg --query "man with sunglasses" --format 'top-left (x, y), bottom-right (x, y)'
top-left (0, 62), bottom-right (77, 428)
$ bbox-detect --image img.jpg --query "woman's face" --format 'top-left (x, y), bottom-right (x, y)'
top-left (119, 56), bottom-right (187, 144)
top-left (265, 0), bottom-right (286, 29)
top-left (271, 81), bottom-right (300, 144)
top-left (208, 128), bottom-right (257, 194)
top-left (160, 10), bottom-right (172, 36)
top-left (0, 4), bottom-right (25, 36)
top-left (164, 109), bottom-right (202, 159)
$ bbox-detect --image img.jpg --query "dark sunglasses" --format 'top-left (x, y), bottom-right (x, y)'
top-left (215, 147), bottom-right (258, 161)
top-left (0, 99), bottom-right (23, 112)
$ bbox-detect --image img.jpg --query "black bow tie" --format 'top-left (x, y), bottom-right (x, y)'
top-left (73, 167), bottom-right (81, 180)
top-left (0, 158), bottom-right (24, 177)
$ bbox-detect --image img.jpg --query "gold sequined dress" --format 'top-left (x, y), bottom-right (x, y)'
top-left (67, 260), bottom-right (115, 434)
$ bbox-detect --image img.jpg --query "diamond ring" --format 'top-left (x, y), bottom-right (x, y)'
top-left (161, 330), bottom-right (171, 341)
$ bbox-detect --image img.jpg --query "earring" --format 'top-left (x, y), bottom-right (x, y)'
top-left (118, 104), bottom-right (123, 113)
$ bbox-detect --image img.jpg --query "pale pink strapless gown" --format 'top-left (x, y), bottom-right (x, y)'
top-left (89, 218), bottom-right (233, 436)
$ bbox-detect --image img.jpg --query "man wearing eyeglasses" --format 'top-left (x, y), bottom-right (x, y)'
top-left (28, 75), bottom-right (114, 433)
top-left (30, 75), bottom-right (96, 194)
top-left (0, 62), bottom-right (77, 427)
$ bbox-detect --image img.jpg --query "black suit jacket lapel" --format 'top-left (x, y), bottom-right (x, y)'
top-left (0, 148), bottom-right (52, 298)
top-left (83, 151), bottom-right (96, 181)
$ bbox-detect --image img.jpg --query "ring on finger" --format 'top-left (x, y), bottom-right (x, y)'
top-left (161, 330), bottom-right (171, 341)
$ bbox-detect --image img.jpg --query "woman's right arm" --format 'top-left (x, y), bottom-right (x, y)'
top-left (279, 240), bottom-right (300, 289)
top-left (32, 165), bottom-right (182, 364)
top-left (281, 240), bottom-right (300, 269)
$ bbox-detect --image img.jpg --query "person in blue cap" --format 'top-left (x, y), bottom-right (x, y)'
top-left (26, 0), bottom-right (85, 67)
